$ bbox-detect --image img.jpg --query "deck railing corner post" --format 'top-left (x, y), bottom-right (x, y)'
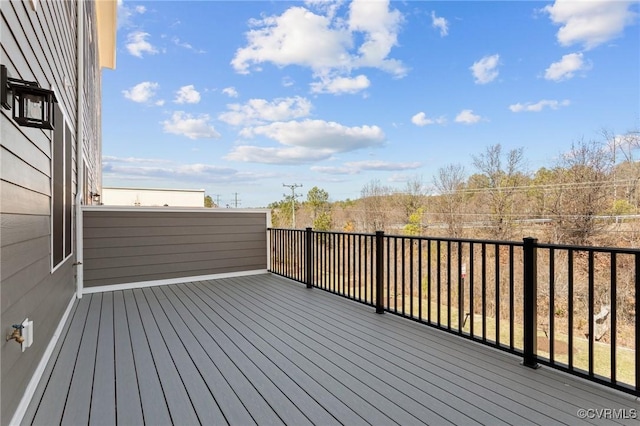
top-left (522, 237), bottom-right (540, 369)
top-left (375, 230), bottom-right (385, 314)
top-left (305, 227), bottom-right (313, 288)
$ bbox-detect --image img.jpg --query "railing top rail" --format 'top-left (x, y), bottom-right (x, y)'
top-left (268, 228), bottom-right (374, 237)
top-left (535, 242), bottom-right (640, 254)
top-left (268, 227), bottom-right (640, 253)
top-left (384, 233), bottom-right (525, 247)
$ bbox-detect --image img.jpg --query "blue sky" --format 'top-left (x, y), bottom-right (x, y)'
top-left (102, 0), bottom-right (640, 208)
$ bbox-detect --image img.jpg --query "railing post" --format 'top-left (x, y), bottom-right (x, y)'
top-left (522, 237), bottom-right (539, 369)
top-left (305, 227), bottom-right (313, 288)
top-left (376, 231), bottom-right (385, 314)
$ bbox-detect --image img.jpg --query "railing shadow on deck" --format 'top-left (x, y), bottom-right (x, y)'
top-left (268, 227), bottom-right (639, 398)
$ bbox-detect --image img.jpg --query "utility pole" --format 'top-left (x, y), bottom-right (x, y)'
top-left (214, 194), bottom-right (221, 208)
top-left (283, 183), bottom-right (302, 228)
top-left (233, 193), bottom-right (241, 208)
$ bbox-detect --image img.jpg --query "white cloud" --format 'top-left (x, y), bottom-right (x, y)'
top-left (348, 0), bottom-right (405, 75)
top-left (455, 109), bottom-right (482, 124)
top-left (543, 0), bottom-right (638, 50)
top-left (240, 119), bottom-right (384, 152)
top-left (162, 112), bottom-right (221, 139)
top-left (411, 112), bottom-right (446, 127)
top-left (509, 99), bottom-right (570, 112)
top-left (122, 81), bottom-right (159, 103)
top-left (310, 74), bottom-right (370, 94)
top-left (103, 156), bottom-right (274, 184)
top-left (470, 54), bottom-right (500, 84)
top-left (228, 119), bottom-right (385, 165)
top-left (305, 0), bottom-right (344, 20)
top-left (282, 76), bottom-right (295, 87)
top-left (126, 31), bottom-right (158, 57)
top-left (231, 1), bottom-right (406, 93)
top-left (310, 165), bottom-right (356, 175)
top-left (219, 97), bottom-right (312, 126)
top-left (222, 87), bottom-right (239, 98)
top-left (544, 52), bottom-right (589, 81)
top-left (232, 7), bottom-right (351, 74)
top-left (225, 146), bottom-right (332, 165)
top-left (344, 160), bottom-right (421, 171)
top-left (174, 85), bottom-right (201, 104)
top-left (117, 1), bottom-right (147, 29)
top-left (102, 155), bottom-right (171, 164)
top-left (431, 11), bottom-right (449, 36)
top-left (172, 37), bottom-right (205, 54)
top-left (311, 160), bottom-right (421, 175)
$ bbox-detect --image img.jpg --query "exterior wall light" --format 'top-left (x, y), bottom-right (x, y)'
top-left (90, 192), bottom-right (101, 203)
top-left (1, 64), bottom-right (56, 130)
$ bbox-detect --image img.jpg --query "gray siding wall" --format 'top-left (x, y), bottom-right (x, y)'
top-left (1, 2), bottom-right (102, 424)
top-left (83, 208), bottom-right (269, 288)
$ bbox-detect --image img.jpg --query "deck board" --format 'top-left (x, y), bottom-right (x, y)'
top-left (60, 294), bottom-right (102, 426)
top-left (22, 273), bottom-right (639, 426)
top-left (90, 292), bottom-right (116, 426)
top-left (113, 291), bottom-right (145, 425)
top-left (121, 290), bottom-right (173, 426)
top-left (132, 288), bottom-right (201, 425)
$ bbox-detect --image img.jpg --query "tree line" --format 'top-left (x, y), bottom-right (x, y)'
top-left (269, 130), bottom-right (640, 247)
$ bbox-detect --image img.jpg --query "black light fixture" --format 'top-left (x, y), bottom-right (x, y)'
top-left (90, 192), bottom-right (101, 203)
top-left (1, 64), bottom-right (56, 130)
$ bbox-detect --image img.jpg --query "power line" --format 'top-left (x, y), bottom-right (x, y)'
top-left (283, 183), bottom-right (303, 228)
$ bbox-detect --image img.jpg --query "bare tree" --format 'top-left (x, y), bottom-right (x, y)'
top-left (433, 164), bottom-right (466, 238)
top-left (472, 144), bottom-right (526, 240)
top-left (546, 139), bottom-right (613, 245)
top-left (394, 175), bottom-right (427, 223)
top-left (359, 179), bottom-right (392, 232)
top-left (604, 128), bottom-right (640, 208)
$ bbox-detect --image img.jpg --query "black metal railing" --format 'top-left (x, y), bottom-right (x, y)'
top-left (268, 227), bottom-right (639, 397)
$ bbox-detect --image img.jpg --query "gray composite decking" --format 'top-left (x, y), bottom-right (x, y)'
top-left (22, 273), bottom-right (638, 425)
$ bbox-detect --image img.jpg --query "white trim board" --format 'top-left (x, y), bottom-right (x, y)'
top-left (82, 269), bottom-right (269, 294)
top-left (10, 295), bottom-right (77, 426)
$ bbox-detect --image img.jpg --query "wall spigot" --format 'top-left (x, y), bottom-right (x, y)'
top-left (6, 325), bottom-right (25, 344)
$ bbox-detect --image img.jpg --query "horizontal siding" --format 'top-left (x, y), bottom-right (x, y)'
top-left (0, 256), bottom-right (51, 313)
top-left (83, 209), bottom-right (268, 287)
top-left (84, 247), bottom-right (266, 269)
top-left (84, 224), bottom-right (266, 238)
top-left (0, 214), bottom-right (50, 247)
top-left (0, 111), bottom-right (51, 173)
top-left (85, 255), bottom-right (266, 281)
top-left (0, 180), bottom-right (50, 215)
top-left (1, 148), bottom-right (50, 196)
top-left (0, 236), bottom-right (50, 286)
top-left (84, 240), bottom-right (265, 259)
top-left (83, 212), bottom-right (266, 227)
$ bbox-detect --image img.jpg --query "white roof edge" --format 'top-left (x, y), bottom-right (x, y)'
top-left (102, 187), bottom-right (206, 193)
top-left (82, 205), bottom-right (270, 213)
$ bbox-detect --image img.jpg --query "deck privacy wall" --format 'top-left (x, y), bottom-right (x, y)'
top-left (83, 207), bottom-right (269, 287)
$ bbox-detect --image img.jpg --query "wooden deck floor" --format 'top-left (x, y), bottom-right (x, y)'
top-left (22, 273), bottom-right (638, 425)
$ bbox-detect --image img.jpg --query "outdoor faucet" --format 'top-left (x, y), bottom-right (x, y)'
top-left (6, 325), bottom-right (24, 344)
